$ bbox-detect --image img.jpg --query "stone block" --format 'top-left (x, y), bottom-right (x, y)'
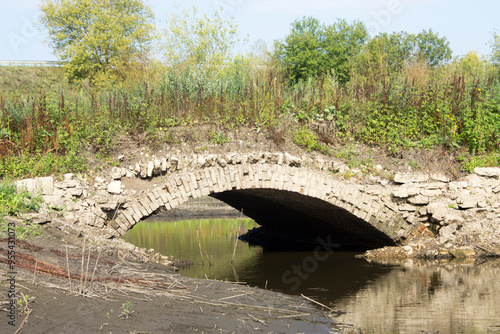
top-left (426, 202), bottom-right (449, 223)
top-left (394, 172), bottom-right (429, 184)
top-left (420, 189), bottom-right (442, 197)
top-left (457, 195), bottom-right (484, 209)
top-left (17, 177), bottom-right (54, 196)
top-left (431, 173), bottom-right (450, 182)
top-left (108, 181), bottom-right (122, 195)
top-left (407, 195), bottom-right (430, 205)
top-left (474, 167), bottom-right (500, 178)
top-left (392, 186), bottom-right (419, 198)
top-left (399, 204), bottom-right (417, 212)
top-left (147, 161), bottom-right (154, 178)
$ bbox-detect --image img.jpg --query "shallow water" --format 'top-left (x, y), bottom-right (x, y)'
top-left (124, 218), bottom-right (500, 334)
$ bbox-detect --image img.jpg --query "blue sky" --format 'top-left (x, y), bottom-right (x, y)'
top-left (1, 0), bottom-right (498, 61)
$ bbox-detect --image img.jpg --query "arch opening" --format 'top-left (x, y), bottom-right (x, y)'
top-left (211, 189), bottom-right (396, 251)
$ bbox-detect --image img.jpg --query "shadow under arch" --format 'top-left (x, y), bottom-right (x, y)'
top-left (212, 189), bottom-right (395, 251)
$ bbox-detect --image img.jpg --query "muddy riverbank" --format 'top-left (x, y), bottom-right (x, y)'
top-left (0, 219), bottom-right (345, 334)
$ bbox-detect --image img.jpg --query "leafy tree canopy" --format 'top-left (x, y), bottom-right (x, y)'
top-left (40, 0), bottom-right (155, 83)
top-left (162, 6), bottom-right (242, 66)
top-left (275, 17), bottom-right (368, 83)
top-left (360, 29), bottom-right (451, 70)
top-left (491, 31), bottom-right (500, 67)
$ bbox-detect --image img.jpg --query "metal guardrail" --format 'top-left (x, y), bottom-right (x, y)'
top-left (0, 60), bottom-right (270, 68)
top-left (0, 60), bottom-right (62, 67)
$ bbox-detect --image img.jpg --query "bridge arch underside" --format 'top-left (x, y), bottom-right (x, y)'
top-left (211, 189), bottom-right (395, 251)
top-left (113, 165), bottom-right (411, 249)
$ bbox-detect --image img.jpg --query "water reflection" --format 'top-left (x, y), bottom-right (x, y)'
top-left (124, 219), bottom-right (500, 334)
top-left (333, 260), bottom-right (500, 333)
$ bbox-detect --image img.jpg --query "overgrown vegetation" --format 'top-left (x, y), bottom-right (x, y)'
top-left (1, 3), bottom-right (500, 179)
top-left (0, 182), bottom-right (43, 238)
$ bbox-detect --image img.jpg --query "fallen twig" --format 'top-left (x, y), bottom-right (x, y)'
top-left (300, 294), bottom-right (337, 313)
top-left (247, 313), bottom-right (267, 325)
top-left (14, 309), bottom-right (31, 334)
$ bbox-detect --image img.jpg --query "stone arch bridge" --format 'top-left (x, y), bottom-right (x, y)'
top-left (107, 153), bottom-right (419, 250)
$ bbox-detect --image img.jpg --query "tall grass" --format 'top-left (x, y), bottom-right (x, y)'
top-left (1, 59), bottom-right (499, 179)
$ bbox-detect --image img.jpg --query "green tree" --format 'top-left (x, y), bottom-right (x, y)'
top-left (352, 29), bottom-right (452, 82)
top-left (414, 29), bottom-right (452, 66)
top-left (162, 6), bottom-right (241, 65)
top-left (40, 0), bottom-right (155, 83)
top-left (275, 17), bottom-right (368, 83)
top-left (454, 51), bottom-right (492, 80)
top-left (491, 31), bottom-right (500, 67)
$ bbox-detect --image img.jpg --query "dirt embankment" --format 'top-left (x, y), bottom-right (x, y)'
top-left (0, 220), bottom-right (344, 334)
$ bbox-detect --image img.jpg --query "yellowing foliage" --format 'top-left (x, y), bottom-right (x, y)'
top-left (162, 6), bottom-right (242, 66)
top-left (40, 0), bottom-right (155, 84)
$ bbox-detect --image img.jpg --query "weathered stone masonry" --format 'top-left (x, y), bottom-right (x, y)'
top-left (110, 164), bottom-right (411, 240)
top-left (16, 151), bottom-right (500, 247)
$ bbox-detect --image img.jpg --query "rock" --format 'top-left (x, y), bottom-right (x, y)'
top-left (392, 186), bottom-right (419, 198)
top-left (314, 156), bottom-right (325, 170)
top-left (407, 195), bottom-right (430, 205)
top-left (65, 200), bottom-right (81, 211)
top-left (448, 247), bottom-right (476, 258)
top-left (161, 158), bottom-right (168, 172)
top-left (154, 158), bottom-right (161, 174)
top-left (22, 213), bottom-right (53, 225)
top-left (118, 155), bottom-right (125, 162)
top-left (382, 198), bottom-right (399, 212)
top-left (443, 212), bottom-right (464, 225)
top-left (140, 163), bottom-right (148, 178)
top-left (457, 195), bottom-right (483, 209)
top-left (423, 182), bottom-right (448, 190)
top-left (266, 152), bottom-right (282, 165)
top-left (420, 189), bottom-right (442, 197)
top-left (402, 245), bottom-right (413, 255)
top-left (478, 200), bottom-right (488, 208)
top-left (17, 177), bottom-right (54, 196)
top-left (474, 167), bottom-right (500, 178)
top-left (466, 174), bottom-right (489, 188)
top-left (170, 157), bottom-right (179, 171)
top-left (64, 173), bottom-right (75, 181)
top-left (438, 223), bottom-right (459, 244)
top-left (399, 204), bottom-right (417, 212)
top-left (431, 173), bottom-right (450, 182)
top-left (493, 185), bottom-right (500, 194)
top-left (111, 169), bottom-right (123, 180)
top-left (378, 178), bottom-right (390, 186)
top-left (216, 157), bottom-right (227, 167)
top-left (55, 180), bottom-right (79, 189)
top-left (284, 153), bottom-right (301, 167)
top-left (426, 202), bottom-right (449, 223)
top-left (108, 181), bottom-right (122, 195)
top-left (448, 181), bottom-right (468, 191)
top-left (197, 156), bottom-right (206, 168)
top-left (394, 172), bottom-right (429, 184)
top-left (147, 161), bottom-right (154, 178)
top-left (67, 187), bottom-right (83, 197)
top-left (100, 200), bottom-right (119, 211)
top-left (79, 210), bottom-right (106, 228)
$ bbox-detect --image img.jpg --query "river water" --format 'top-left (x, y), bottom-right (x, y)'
top-left (124, 218), bottom-right (500, 334)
